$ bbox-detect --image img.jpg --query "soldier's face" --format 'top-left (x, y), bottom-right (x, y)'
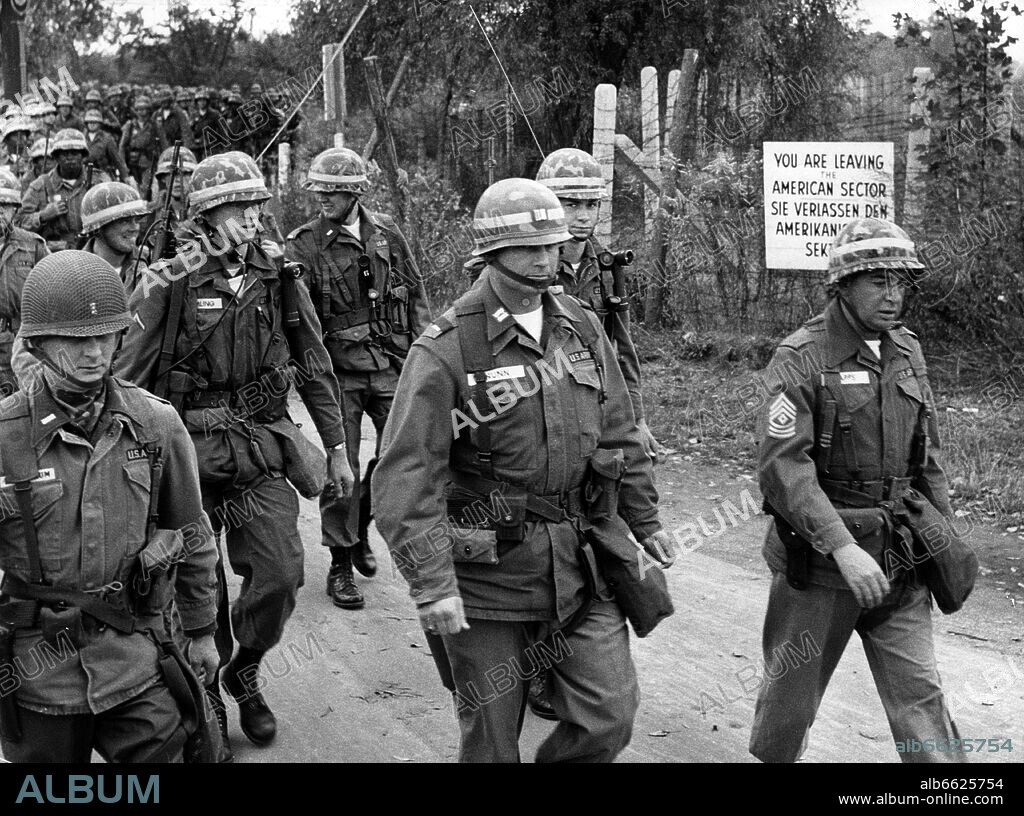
top-left (55, 151), bottom-right (84, 177)
top-left (36, 333), bottom-right (119, 387)
top-left (315, 190), bottom-right (358, 222)
top-left (841, 270), bottom-right (907, 332)
top-left (205, 201), bottom-right (263, 245)
top-left (0, 203), bottom-right (18, 229)
top-left (101, 217), bottom-right (141, 255)
top-left (560, 197), bottom-right (600, 240)
top-left (493, 243), bottom-right (561, 291)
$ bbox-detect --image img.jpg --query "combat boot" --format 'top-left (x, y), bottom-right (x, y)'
top-left (222, 660), bottom-right (277, 746)
top-left (527, 671), bottom-right (558, 721)
top-left (327, 547), bottom-right (365, 609)
top-left (353, 464), bottom-right (377, 577)
top-left (351, 538), bottom-right (377, 578)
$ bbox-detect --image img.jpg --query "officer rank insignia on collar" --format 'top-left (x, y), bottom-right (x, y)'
top-left (492, 307), bottom-right (509, 321)
top-left (767, 393), bottom-right (797, 439)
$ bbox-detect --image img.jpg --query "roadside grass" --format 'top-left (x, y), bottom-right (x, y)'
top-left (639, 327), bottom-right (1024, 523)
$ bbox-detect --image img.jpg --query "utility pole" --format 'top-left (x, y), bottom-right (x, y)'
top-left (1, 0), bottom-right (29, 99)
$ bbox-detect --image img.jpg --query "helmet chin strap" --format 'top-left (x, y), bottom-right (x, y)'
top-left (490, 257), bottom-right (555, 291)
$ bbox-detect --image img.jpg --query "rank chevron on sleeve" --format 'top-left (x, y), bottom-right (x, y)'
top-left (767, 393), bottom-right (797, 439)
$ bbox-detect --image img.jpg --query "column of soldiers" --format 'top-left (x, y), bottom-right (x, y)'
top-left (0, 91), bottom-right (972, 764)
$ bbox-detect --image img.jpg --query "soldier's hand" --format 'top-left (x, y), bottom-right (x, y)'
top-left (186, 634), bottom-right (220, 685)
top-left (637, 419), bottom-right (667, 463)
top-left (639, 529), bottom-right (677, 568)
top-left (419, 596), bottom-right (470, 636)
top-left (833, 543), bottom-right (890, 607)
top-left (39, 201), bottom-right (68, 222)
top-left (326, 448), bottom-right (355, 501)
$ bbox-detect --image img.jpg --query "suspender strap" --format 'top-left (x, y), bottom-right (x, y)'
top-left (905, 353), bottom-right (931, 475)
top-left (816, 397), bottom-right (837, 473)
top-left (455, 301), bottom-right (496, 480)
top-left (0, 407), bottom-right (44, 584)
top-left (819, 371), bottom-right (860, 478)
top-left (153, 262), bottom-right (188, 399)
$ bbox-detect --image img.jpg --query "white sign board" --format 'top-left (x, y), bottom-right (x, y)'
top-left (763, 141), bottom-right (895, 269)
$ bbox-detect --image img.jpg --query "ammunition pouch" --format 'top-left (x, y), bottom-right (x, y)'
top-left (583, 448), bottom-right (624, 522)
top-left (38, 605), bottom-right (85, 649)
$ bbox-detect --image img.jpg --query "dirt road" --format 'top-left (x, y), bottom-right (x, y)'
top-left (223, 405), bottom-right (1024, 764)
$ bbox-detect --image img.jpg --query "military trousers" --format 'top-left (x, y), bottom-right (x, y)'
top-left (749, 570), bottom-right (965, 763)
top-left (203, 473), bottom-right (305, 654)
top-left (320, 367), bottom-right (397, 550)
top-left (441, 600), bottom-right (639, 763)
top-left (1, 682), bottom-right (187, 763)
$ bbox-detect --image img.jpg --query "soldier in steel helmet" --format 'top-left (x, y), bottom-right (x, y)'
top-left (190, 88), bottom-right (228, 161)
top-left (20, 139), bottom-right (48, 193)
top-left (0, 250), bottom-right (219, 762)
top-left (54, 94), bottom-right (83, 133)
top-left (1, 117), bottom-right (33, 180)
top-left (287, 147), bottom-right (431, 610)
top-left (152, 88), bottom-right (194, 153)
top-left (114, 151), bottom-right (354, 751)
top-left (121, 96), bottom-right (160, 200)
top-left (19, 128), bottom-right (110, 251)
top-left (750, 217), bottom-right (966, 763)
top-left (79, 181), bottom-right (150, 293)
top-left (373, 178), bottom-right (676, 763)
top-left (141, 145), bottom-right (197, 260)
top-left (0, 168), bottom-right (48, 396)
top-left (83, 109), bottom-right (132, 185)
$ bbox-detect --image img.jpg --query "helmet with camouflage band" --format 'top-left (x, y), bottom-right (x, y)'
top-left (302, 147), bottom-right (369, 195)
top-left (188, 151), bottom-right (269, 217)
top-left (84, 89), bottom-right (103, 105)
top-left (827, 217), bottom-right (925, 287)
top-left (471, 177), bottom-right (571, 256)
top-left (29, 137), bottom-right (47, 160)
top-left (20, 251), bottom-right (132, 338)
top-left (80, 182), bottom-right (149, 234)
top-left (0, 116), bottom-right (32, 143)
top-left (56, 94), bottom-right (74, 109)
top-left (155, 145), bottom-right (198, 177)
top-left (194, 87), bottom-right (211, 101)
top-left (0, 168), bottom-right (22, 205)
top-left (535, 148), bottom-right (607, 200)
top-left (49, 128), bottom-right (89, 155)
top-left (83, 108), bottom-right (104, 125)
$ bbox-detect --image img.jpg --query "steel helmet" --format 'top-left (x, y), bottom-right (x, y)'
top-left (827, 217), bottom-right (925, 286)
top-left (189, 151), bottom-right (270, 216)
top-left (49, 128), bottom-right (89, 155)
top-left (194, 87), bottom-right (211, 101)
top-left (134, 95), bottom-right (152, 111)
top-left (56, 94), bottom-right (74, 108)
top-left (83, 108), bottom-right (104, 124)
top-left (471, 178), bottom-right (571, 256)
top-left (176, 89), bottom-right (193, 104)
top-left (85, 89), bottom-right (103, 104)
top-left (0, 116), bottom-right (32, 142)
top-left (35, 102), bottom-right (56, 116)
top-left (302, 147), bottom-right (369, 195)
top-left (28, 137), bottom-right (47, 160)
top-left (535, 148), bottom-right (607, 200)
top-left (227, 92), bottom-right (243, 105)
top-left (0, 168), bottom-right (22, 205)
top-left (80, 182), bottom-right (148, 234)
top-left (156, 146), bottom-right (198, 177)
top-left (20, 251), bottom-right (132, 338)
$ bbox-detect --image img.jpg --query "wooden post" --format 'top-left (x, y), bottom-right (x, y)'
top-left (645, 49), bottom-right (699, 327)
top-left (361, 53), bottom-right (412, 162)
top-left (363, 55), bottom-right (415, 245)
top-left (640, 67), bottom-right (661, 250)
top-left (904, 67), bottom-right (932, 228)
top-left (278, 143), bottom-right (290, 188)
top-left (592, 84), bottom-right (617, 247)
top-left (1, 0), bottom-right (28, 98)
top-left (323, 43), bottom-right (346, 145)
top-left (664, 69), bottom-right (681, 149)
top-left (505, 84), bottom-right (515, 175)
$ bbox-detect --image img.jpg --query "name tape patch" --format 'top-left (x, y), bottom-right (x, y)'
top-left (0, 468), bottom-right (56, 488)
top-left (197, 298), bottom-right (223, 310)
top-left (467, 365), bottom-right (526, 385)
top-left (767, 393), bottom-right (797, 440)
top-left (840, 371), bottom-right (870, 385)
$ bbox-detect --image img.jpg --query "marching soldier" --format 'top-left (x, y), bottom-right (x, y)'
top-left (750, 218), bottom-right (965, 763)
top-left (83, 109), bottom-right (132, 184)
top-left (152, 89), bottom-right (194, 153)
top-left (1, 117), bottom-right (32, 179)
top-left (0, 169), bottom-right (48, 396)
top-left (115, 151), bottom-right (354, 749)
top-left (141, 146), bottom-right (196, 260)
top-left (221, 92), bottom-right (251, 155)
top-left (54, 94), bottom-right (83, 133)
top-left (287, 148), bottom-right (430, 610)
top-left (121, 96), bottom-right (160, 200)
top-left (19, 128), bottom-right (109, 251)
top-left (79, 181), bottom-right (150, 293)
top-left (191, 88), bottom-right (228, 161)
top-left (20, 139), bottom-right (48, 193)
top-left (373, 178), bottom-right (676, 762)
top-left (0, 251), bottom-right (219, 763)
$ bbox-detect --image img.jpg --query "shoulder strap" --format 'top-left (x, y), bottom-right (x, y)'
top-left (153, 260), bottom-right (189, 398)
top-left (454, 298), bottom-right (496, 480)
top-left (905, 350), bottom-right (931, 475)
top-left (817, 370), bottom-right (860, 478)
top-left (0, 402), bottom-right (44, 583)
top-left (560, 296), bottom-right (607, 404)
top-left (116, 384), bottom-right (165, 529)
